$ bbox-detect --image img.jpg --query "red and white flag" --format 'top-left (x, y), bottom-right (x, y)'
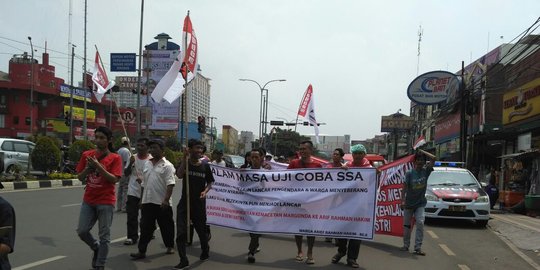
top-left (91, 50), bottom-right (114, 103)
top-left (298, 84), bottom-right (320, 143)
top-left (151, 13), bottom-right (199, 104)
top-left (413, 135), bottom-right (426, 150)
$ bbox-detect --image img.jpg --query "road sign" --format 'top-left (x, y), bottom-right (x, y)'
top-left (380, 114), bottom-right (414, 132)
top-left (110, 53), bottom-right (136, 72)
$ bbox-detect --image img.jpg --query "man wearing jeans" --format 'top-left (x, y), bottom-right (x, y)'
top-left (400, 152), bottom-right (434, 256)
top-left (76, 126), bottom-right (123, 270)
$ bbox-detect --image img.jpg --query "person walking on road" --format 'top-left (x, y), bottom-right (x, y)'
top-left (332, 144), bottom-right (372, 268)
top-left (400, 152), bottom-right (434, 256)
top-left (0, 183), bottom-right (16, 270)
top-left (287, 140), bottom-right (322, 265)
top-left (174, 139), bottom-right (214, 270)
top-left (123, 138), bottom-right (151, 246)
top-left (116, 137), bottom-right (132, 212)
top-left (76, 126), bottom-right (123, 270)
top-left (246, 148), bottom-right (266, 263)
top-left (130, 139), bottom-right (176, 260)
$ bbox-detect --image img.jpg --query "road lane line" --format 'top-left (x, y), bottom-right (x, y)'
top-left (439, 244), bottom-right (455, 256)
top-left (60, 203), bottom-right (81, 208)
top-left (458, 265), bottom-right (470, 270)
top-left (491, 214), bottom-right (540, 233)
top-left (426, 230), bottom-right (438, 239)
top-left (13, 255), bottom-right (66, 270)
top-left (491, 229), bottom-right (540, 270)
top-left (111, 236), bottom-right (128, 244)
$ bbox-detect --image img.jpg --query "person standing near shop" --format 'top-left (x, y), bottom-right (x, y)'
top-left (174, 139), bottom-right (214, 270)
top-left (130, 139), bottom-right (176, 260)
top-left (76, 126), bottom-right (123, 270)
top-left (0, 183), bottom-right (15, 270)
top-left (123, 137), bottom-right (151, 246)
top-left (400, 152), bottom-right (434, 256)
top-left (287, 140), bottom-right (322, 265)
top-left (332, 144), bottom-right (371, 268)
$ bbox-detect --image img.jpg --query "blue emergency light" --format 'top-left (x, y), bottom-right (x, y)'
top-left (434, 161), bottom-right (465, 168)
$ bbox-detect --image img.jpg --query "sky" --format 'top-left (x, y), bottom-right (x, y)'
top-left (1, 0), bottom-right (540, 141)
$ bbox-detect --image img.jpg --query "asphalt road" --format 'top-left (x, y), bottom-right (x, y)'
top-left (0, 186), bottom-right (535, 270)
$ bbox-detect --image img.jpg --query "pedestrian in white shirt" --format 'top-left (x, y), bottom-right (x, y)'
top-left (130, 139), bottom-right (176, 260)
top-left (123, 138), bottom-right (152, 246)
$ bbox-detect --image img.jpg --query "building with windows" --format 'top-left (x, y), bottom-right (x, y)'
top-left (222, 125), bottom-right (239, 154)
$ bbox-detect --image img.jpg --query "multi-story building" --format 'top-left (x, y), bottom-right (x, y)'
top-left (311, 135), bottom-right (350, 157)
top-left (238, 131), bottom-right (254, 155)
top-left (222, 125), bottom-right (239, 154)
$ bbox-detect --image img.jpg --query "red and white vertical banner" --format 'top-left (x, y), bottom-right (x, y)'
top-left (91, 50), bottom-right (114, 103)
top-left (297, 84), bottom-right (320, 143)
top-left (413, 135), bottom-right (426, 150)
top-left (375, 154), bottom-right (415, 236)
top-left (151, 13), bottom-right (199, 104)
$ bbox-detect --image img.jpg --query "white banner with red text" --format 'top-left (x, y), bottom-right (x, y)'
top-left (206, 166), bottom-right (377, 240)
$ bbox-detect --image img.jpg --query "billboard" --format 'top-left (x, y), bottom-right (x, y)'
top-left (59, 84), bottom-right (92, 102)
top-left (407, 71), bottom-right (460, 105)
top-left (110, 53), bottom-right (136, 72)
top-left (380, 114), bottom-right (414, 132)
top-left (143, 50), bottom-right (181, 130)
top-left (502, 77), bottom-right (540, 125)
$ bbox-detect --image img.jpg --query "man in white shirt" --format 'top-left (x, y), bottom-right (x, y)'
top-left (116, 137), bottom-right (132, 211)
top-left (130, 139), bottom-right (176, 260)
top-left (210, 149), bottom-right (226, 167)
top-left (123, 138), bottom-right (152, 246)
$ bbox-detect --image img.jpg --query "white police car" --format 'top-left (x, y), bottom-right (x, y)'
top-left (424, 161), bottom-right (490, 227)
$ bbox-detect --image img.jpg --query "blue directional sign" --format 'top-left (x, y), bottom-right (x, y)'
top-left (110, 53), bottom-right (136, 72)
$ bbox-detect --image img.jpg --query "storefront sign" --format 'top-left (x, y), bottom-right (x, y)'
top-left (63, 105), bottom-right (95, 122)
top-left (434, 112), bottom-right (460, 144)
top-left (380, 114), bottom-right (414, 132)
top-left (59, 84), bottom-right (92, 102)
top-left (46, 119), bottom-right (69, 133)
top-left (502, 78), bottom-right (540, 125)
top-left (407, 71), bottom-right (460, 105)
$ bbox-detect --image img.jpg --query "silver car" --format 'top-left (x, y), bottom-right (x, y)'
top-left (0, 138), bottom-right (35, 174)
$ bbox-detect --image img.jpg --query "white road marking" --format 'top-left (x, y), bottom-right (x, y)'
top-left (13, 255), bottom-right (66, 270)
top-left (491, 230), bottom-right (540, 270)
top-left (458, 264), bottom-right (471, 270)
top-left (111, 236), bottom-right (128, 243)
top-left (60, 203), bottom-right (81, 208)
top-left (439, 244), bottom-right (456, 256)
top-left (426, 230), bottom-right (439, 239)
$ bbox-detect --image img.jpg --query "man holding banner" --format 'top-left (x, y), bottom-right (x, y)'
top-left (332, 144), bottom-right (371, 268)
top-left (287, 140), bottom-right (322, 265)
top-left (246, 148), bottom-right (265, 264)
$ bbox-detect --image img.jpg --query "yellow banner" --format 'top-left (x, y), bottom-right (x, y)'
top-left (46, 119), bottom-right (69, 133)
top-left (64, 105), bottom-right (96, 122)
top-left (502, 77), bottom-right (540, 125)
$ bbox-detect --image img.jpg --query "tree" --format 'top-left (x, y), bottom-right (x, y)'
top-left (31, 136), bottom-right (62, 174)
top-left (68, 140), bottom-right (96, 165)
top-left (264, 128), bottom-right (310, 157)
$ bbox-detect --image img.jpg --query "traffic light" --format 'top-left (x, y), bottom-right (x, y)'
top-left (270, 120), bottom-right (284, 126)
top-left (64, 111), bottom-right (70, 126)
top-left (197, 116), bottom-right (206, 133)
top-left (303, 121), bottom-right (320, 126)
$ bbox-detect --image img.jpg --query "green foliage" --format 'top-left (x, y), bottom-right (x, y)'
top-left (31, 136), bottom-right (62, 173)
top-left (48, 172), bottom-right (77, 179)
top-left (164, 148), bottom-right (183, 166)
top-left (68, 140), bottom-right (95, 164)
top-left (265, 128), bottom-right (310, 157)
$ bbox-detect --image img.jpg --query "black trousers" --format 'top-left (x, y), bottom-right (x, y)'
top-left (336, 239), bottom-right (361, 260)
top-left (248, 233), bottom-right (261, 254)
top-left (176, 201), bottom-right (209, 262)
top-left (138, 203), bottom-right (175, 253)
top-left (126, 195), bottom-right (140, 241)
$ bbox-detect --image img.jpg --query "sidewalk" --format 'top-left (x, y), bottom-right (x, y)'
top-left (489, 209), bottom-right (540, 270)
top-left (0, 179), bottom-right (82, 191)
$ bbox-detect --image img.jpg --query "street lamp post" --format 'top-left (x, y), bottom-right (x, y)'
top-left (27, 36), bottom-right (34, 136)
top-left (239, 79), bottom-right (286, 144)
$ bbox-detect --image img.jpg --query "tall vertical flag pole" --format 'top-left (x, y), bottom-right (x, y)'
top-left (136, 0), bottom-right (145, 136)
top-left (83, 0), bottom-right (88, 140)
top-left (183, 10), bottom-right (192, 248)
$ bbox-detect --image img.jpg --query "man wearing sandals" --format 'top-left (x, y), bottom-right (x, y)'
top-left (400, 152), bottom-right (434, 256)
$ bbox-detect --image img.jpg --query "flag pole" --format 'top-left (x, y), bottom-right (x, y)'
top-left (95, 45), bottom-right (132, 151)
top-left (183, 10), bottom-right (192, 248)
top-left (294, 87), bottom-right (309, 132)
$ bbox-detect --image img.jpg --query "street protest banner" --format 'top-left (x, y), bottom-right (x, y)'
top-left (206, 166), bottom-right (377, 240)
top-left (375, 154), bottom-right (415, 236)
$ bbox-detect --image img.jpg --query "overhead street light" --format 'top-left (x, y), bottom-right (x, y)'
top-left (239, 79), bottom-right (286, 143)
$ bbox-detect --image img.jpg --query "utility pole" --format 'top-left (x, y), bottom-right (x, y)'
top-left (27, 37), bottom-right (34, 136)
top-left (82, 0), bottom-right (88, 140)
top-left (460, 61), bottom-right (468, 163)
top-left (69, 45), bottom-right (76, 145)
top-left (136, 0), bottom-right (145, 135)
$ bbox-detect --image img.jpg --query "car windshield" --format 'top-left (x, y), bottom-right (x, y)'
top-left (428, 170), bottom-right (479, 187)
top-left (228, 155), bottom-right (245, 167)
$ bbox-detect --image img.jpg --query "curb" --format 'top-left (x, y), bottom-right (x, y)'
top-left (0, 179), bottom-right (83, 191)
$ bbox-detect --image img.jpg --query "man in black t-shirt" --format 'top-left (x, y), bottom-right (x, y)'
top-left (173, 139), bottom-right (214, 270)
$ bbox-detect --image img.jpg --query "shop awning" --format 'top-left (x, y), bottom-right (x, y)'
top-left (498, 149), bottom-right (540, 159)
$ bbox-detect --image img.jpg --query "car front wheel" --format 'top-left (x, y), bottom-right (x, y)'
top-left (476, 219), bottom-right (488, 228)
